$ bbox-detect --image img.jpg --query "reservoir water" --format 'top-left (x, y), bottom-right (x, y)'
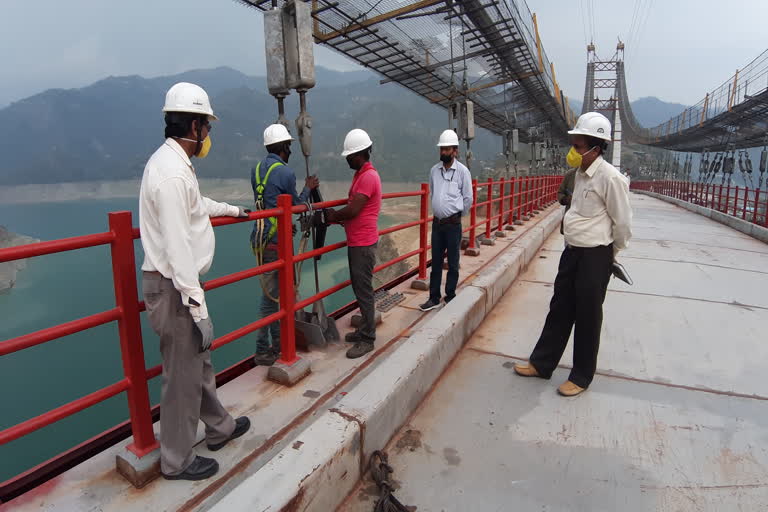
top-left (0, 197), bottom-right (383, 482)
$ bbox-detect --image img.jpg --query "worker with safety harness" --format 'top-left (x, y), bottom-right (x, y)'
top-left (250, 123), bottom-right (319, 366)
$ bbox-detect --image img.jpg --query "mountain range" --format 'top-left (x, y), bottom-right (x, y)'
top-left (0, 66), bottom-right (688, 186)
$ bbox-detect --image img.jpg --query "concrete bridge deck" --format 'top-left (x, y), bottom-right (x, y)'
top-left (340, 194), bottom-right (768, 512)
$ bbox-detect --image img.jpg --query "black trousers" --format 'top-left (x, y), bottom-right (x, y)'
top-left (348, 243), bottom-right (378, 341)
top-left (429, 221), bottom-right (462, 302)
top-left (529, 244), bottom-right (613, 388)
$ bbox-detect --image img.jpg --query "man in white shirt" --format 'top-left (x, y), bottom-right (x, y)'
top-left (140, 83), bottom-right (251, 481)
top-left (514, 112), bottom-right (632, 397)
top-left (419, 129), bottom-right (473, 311)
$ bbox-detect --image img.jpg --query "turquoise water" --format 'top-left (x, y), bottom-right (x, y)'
top-left (0, 198), bottom-right (372, 482)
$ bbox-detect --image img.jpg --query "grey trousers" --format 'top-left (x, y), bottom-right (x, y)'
top-left (142, 272), bottom-right (235, 475)
top-left (348, 243), bottom-right (377, 340)
top-left (255, 248), bottom-right (280, 354)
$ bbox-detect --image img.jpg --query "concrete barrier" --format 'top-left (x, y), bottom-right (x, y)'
top-left (636, 190), bottom-right (768, 244)
top-left (210, 412), bottom-right (362, 511)
top-left (211, 205), bottom-right (562, 512)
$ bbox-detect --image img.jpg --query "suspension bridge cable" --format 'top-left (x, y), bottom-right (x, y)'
top-left (625, 0), bottom-right (642, 50)
top-left (627, 0), bottom-right (653, 62)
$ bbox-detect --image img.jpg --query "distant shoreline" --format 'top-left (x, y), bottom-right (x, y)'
top-left (0, 227), bottom-right (40, 294)
top-left (0, 179), bottom-right (422, 206)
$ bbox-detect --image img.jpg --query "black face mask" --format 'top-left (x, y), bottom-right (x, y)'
top-left (440, 154), bottom-right (453, 164)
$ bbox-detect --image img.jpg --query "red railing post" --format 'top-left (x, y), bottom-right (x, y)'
top-left (526, 177), bottom-right (533, 217)
top-left (418, 183), bottom-right (429, 279)
top-left (276, 194), bottom-right (298, 365)
top-left (507, 177), bottom-right (515, 225)
top-left (468, 179), bottom-right (478, 249)
top-left (484, 177), bottom-right (493, 238)
top-left (742, 187), bottom-right (749, 220)
top-left (521, 177), bottom-right (527, 217)
top-left (496, 178), bottom-right (505, 233)
top-left (108, 211), bottom-right (158, 457)
top-left (754, 188), bottom-right (761, 225)
top-left (538, 176), bottom-right (543, 209)
top-left (733, 186), bottom-right (739, 216)
top-left (718, 184), bottom-right (724, 211)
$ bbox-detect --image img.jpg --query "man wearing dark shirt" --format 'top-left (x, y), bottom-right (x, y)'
top-left (250, 124), bottom-right (319, 366)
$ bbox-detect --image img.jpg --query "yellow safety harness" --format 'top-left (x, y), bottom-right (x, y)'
top-left (251, 160), bottom-right (312, 303)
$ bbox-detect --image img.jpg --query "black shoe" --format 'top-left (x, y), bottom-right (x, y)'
top-left (207, 416), bottom-right (251, 451)
top-left (444, 295), bottom-right (455, 304)
top-left (346, 341), bottom-right (374, 359)
top-left (162, 456), bottom-right (219, 481)
top-left (419, 298), bottom-right (440, 311)
top-left (254, 350), bottom-right (279, 366)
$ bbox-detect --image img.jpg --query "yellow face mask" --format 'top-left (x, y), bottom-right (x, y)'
top-left (566, 145), bottom-right (597, 168)
top-left (196, 136), bottom-right (212, 159)
top-left (566, 146), bottom-right (583, 168)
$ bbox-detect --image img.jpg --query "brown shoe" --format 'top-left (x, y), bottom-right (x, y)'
top-left (557, 381), bottom-right (586, 397)
top-left (513, 362), bottom-right (540, 377)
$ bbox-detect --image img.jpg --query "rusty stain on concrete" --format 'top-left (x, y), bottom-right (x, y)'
top-left (394, 430), bottom-right (423, 454)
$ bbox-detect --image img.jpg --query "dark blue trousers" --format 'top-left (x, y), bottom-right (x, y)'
top-left (429, 221), bottom-right (462, 302)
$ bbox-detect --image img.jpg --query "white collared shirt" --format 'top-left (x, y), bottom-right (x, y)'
top-left (429, 159), bottom-right (473, 219)
top-left (564, 156), bottom-right (633, 253)
top-left (139, 138), bottom-right (239, 321)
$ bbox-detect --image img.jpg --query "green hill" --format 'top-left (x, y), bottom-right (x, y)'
top-left (0, 67), bottom-right (501, 186)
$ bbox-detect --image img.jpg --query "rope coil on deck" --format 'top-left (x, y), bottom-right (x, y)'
top-left (369, 451), bottom-right (413, 512)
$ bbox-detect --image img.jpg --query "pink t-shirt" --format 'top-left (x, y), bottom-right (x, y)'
top-left (345, 162), bottom-right (382, 247)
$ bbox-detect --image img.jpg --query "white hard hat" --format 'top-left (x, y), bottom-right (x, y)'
top-left (436, 129), bottom-right (459, 147)
top-left (568, 112), bottom-right (611, 141)
top-left (163, 82), bottom-right (218, 120)
top-left (263, 124), bottom-right (294, 146)
top-left (341, 128), bottom-right (373, 157)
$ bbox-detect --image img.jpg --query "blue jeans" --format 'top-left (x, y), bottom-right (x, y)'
top-left (255, 248), bottom-right (280, 354)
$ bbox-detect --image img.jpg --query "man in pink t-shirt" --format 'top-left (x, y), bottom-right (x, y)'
top-left (325, 129), bottom-right (382, 359)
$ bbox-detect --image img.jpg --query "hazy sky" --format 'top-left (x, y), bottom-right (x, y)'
top-left (1, 0), bottom-right (766, 107)
top-left (526, 0), bottom-right (766, 106)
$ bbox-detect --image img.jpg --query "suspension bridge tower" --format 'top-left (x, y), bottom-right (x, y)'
top-left (584, 41), bottom-right (625, 172)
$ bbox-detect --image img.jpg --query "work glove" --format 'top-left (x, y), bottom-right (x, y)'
top-left (237, 207), bottom-right (251, 218)
top-left (195, 317), bottom-right (215, 351)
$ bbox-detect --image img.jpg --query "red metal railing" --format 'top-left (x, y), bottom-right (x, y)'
top-left (631, 180), bottom-right (768, 228)
top-left (0, 175), bottom-right (560, 498)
